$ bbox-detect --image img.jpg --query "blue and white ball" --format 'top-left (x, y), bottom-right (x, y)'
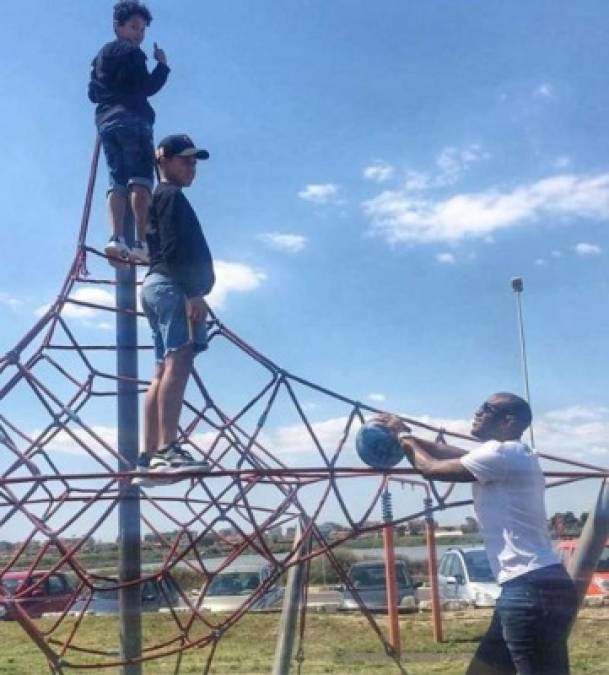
top-left (356, 421), bottom-right (404, 469)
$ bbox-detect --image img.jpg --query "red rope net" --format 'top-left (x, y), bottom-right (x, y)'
top-left (0, 142), bottom-right (605, 673)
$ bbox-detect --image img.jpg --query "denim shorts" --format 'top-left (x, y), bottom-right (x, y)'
top-left (98, 112), bottom-right (154, 195)
top-left (141, 273), bottom-right (208, 363)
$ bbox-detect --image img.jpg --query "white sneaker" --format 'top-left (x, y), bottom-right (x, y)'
top-left (150, 444), bottom-right (211, 473)
top-left (104, 237), bottom-right (130, 261)
top-left (130, 241), bottom-right (149, 264)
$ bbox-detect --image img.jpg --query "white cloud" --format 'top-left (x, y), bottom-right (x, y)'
top-left (39, 425), bottom-right (116, 456)
top-left (35, 287), bottom-right (115, 319)
top-left (535, 83), bottom-right (556, 100)
top-left (257, 233), bottom-right (307, 253)
top-left (207, 260), bottom-right (267, 309)
top-left (364, 173), bottom-right (609, 244)
top-left (363, 161), bottom-right (395, 183)
top-left (298, 183), bottom-right (340, 204)
top-left (536, 406), bottom-right (609, 461)
top-left (535, 258), bottom-right (546, 266)
top-left (0, 292), bottom-right (22, 308)
top-left (435, 144), bottom-right (488, 185)
top-left (553, 156), bottom-right (571, 170)
top-left (367, 393), bottom-right (386, 403)
top-left (574, 242), bottom-right (602, 256)
top-left (260, 416), bottom-right (351, 455)
top-left (436, 252), bottom-right (456, 265)
top-left (403, 171), bottom-right (431, 193)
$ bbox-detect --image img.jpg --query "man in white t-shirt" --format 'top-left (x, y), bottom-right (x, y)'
top-left (380, 392), bottom-right (577, 675)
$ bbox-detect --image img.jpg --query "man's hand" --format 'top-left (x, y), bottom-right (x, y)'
top-left (153, 42), bottom-right (167, 65)
top-left (375, 413), bottom-right (411, 436)
top-left (186, 296), bottom-right (208, 323)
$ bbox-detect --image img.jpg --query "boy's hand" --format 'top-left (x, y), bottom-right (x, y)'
top-left (153, 42), bottom-right (167, 65)
top-left (186, 297), bottom-right (208, 323)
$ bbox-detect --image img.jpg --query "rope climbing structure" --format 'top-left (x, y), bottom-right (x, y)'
top-left (0, 140), bottom-right (607, 673)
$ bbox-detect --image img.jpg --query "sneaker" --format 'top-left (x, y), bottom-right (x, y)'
top-left (131, 453), bottom-right (160, 487)
top-left (150, 443), bottom-right (211, 473)
top-left (130, 240), bottom-right (149, 264)
top-left (104, 236), bottom-right (130, 261)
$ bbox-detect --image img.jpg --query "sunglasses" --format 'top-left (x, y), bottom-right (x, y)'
top-left (478, 401), bottom-right (510, 417)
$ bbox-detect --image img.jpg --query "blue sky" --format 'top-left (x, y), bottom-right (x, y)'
top-left (1, 1), bottom-right (608, 540)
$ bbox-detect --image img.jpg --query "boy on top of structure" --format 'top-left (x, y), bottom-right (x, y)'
top-left (88, 1), bottom-right (170, 265)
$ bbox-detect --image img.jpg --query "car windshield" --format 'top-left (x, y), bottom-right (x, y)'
top-left (596, 547), bottom-right (609, 572)
top-left (0, 576), bottom-right (41, 596)
top-left (207, 572), bottom-right (261, 596)
top-left (350, 564), bottom-right (411, 589)
top-left (463, 551), bottom-right (495, 582)
top-left (0, 579), bottom-right (20, 595)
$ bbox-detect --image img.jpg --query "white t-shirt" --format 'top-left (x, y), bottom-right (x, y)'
top-left (460, 439), bottom-right (559, 584)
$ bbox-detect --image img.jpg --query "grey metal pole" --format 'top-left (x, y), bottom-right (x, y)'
top-left (116, 210), bottom-right (142, 674)
top-left (568, 479), bottom-right (609, 607)
top-left (511, 277), bottom-right (535, 447)
top-left (272, 520), bottom-right (311, 675)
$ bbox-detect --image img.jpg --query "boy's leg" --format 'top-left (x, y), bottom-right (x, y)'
top-left (107, 190), bottom-right (127, 240)
top-left (157, 344), bottom-right (195, 448)
top-left (130, 184), bottom-right (152, 244)
top-left (143, 360), bottom-right (165, 456)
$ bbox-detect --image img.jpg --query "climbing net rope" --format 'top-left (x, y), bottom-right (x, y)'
top-left (0, 141), bottom-right (606, 673)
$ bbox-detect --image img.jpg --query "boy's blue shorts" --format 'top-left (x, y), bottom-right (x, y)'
top-left (98, 113), bottom-right (154, 195)
top-left (141, 273), bottom-right (208, 363)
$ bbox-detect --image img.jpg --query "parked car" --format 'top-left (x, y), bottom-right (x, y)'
top-left (71, 576), bottom-right (180, 616)
top-left (338, 560), bottom-right (418, 611)
top-left (438, 547), bottom-right (500, 607)
top-left (0, 570), bottom-right (74, 620)
top-left (556, 539), bottom-right (609, 596)
top-left (198, 562), bottom-right (283, 613)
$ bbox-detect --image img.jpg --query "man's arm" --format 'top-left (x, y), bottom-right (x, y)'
top-left (378, 414), bottom-right (468, 460)
top-left (400, 436), bottom-right (475, 483)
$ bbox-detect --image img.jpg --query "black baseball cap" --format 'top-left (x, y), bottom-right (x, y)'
top-left (155, 134), bottom-right (209, 161)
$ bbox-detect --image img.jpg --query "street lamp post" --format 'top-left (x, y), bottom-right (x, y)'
top-left (511, 277), bottom-right (535, 447)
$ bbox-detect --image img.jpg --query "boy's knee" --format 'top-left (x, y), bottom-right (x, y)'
top-left (107, 185), bottom-right (129, 199)
top-left (128, 179), bottom-right (153, 197)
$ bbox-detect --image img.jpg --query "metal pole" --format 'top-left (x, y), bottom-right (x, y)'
top-left (424, 497), bottom-right (443, 643)
top-left (382, 487), bottom-right (401, 658)
top-left (272, 519), bottom-right (311, 675)
top-left (568, 479), bottom-right (609, 607)
top-left (116, 210), bottom-right (142, 674)
top-left (511, 277), bottom-right (535, 447)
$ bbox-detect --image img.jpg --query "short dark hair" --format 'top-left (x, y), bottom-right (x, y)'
top-left (494, 392), bottom-right (532, 429)
top-left (113, 1), bottom-right (152, 26)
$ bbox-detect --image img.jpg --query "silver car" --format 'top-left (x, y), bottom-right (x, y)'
top-left (198, 562), bottom-right (283, 613)
top-left (339, 560), bottom-right (418, 612)
top-left (438, 547), bottom-right (500, 608)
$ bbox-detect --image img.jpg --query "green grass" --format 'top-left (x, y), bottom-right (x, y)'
top-left (1, 608), bottom-right (608, 673)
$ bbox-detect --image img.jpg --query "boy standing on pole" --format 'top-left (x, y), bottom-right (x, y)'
top-left (88, 1), bottom-right (170, 264)
top-left (137, 134), bottom-right (215, 480)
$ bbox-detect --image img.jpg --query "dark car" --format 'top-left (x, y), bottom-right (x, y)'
top-left (71, 577), bottom-right (180, 616)
top-left (0, 570), bottom-right (74, 620)
top-left (338, 560), bottom-right (418, 611)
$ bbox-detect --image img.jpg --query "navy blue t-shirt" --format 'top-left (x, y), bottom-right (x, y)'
top-left (88, 39), bottom-right (170, 126)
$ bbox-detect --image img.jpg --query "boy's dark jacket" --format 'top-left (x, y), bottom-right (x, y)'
top-left (88, 39), bottom-right (170, 126)
top-left (147, 182), bottom-right (215, 299)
